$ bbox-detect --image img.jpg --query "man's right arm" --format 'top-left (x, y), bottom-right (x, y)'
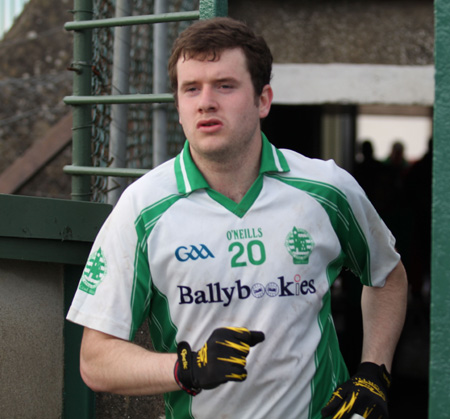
top-left (79, 326), bottom-right (265, 397)
top-left (80, 327), bottom-right (179, 395)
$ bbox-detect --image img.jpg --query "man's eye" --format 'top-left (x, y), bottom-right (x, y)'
top-left (186, 87), bottom-right (197, 92)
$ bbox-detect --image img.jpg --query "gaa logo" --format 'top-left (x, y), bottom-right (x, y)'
top-left (175, 244), bottom-right (215, 262)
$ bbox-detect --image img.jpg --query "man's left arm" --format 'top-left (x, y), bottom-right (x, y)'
top-left (361, 260), bottom-right (408, 371)
top-left (322, 261), bottom-right (408, 418)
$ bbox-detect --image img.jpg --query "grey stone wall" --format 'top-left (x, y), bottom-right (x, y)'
top-left (0, 259), bottom-right (64, 418)
top-left (0, 0), bottom-right (73, 198)
top-left (229, 0), bottom-right (434, 65)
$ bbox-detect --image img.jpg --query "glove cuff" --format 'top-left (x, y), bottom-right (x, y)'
top-left (174, 341), bottom-right (202, 396)
top-left (358, 362), bottom-right (392, 391)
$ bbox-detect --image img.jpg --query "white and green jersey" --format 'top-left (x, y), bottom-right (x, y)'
top-left (67, 134), bottom-right (400, 419)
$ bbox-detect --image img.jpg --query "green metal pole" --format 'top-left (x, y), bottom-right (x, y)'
top-left (429, 0), bottom-right (450, 417)
top-left (199, 0), bottom-right (228, 19)
top-left (64, 265), bottom-right (95, 419)
top-left (63, 2), bottom-right (96, 417)
top-left (70, 0), bottom-right (94, 201)
top-left (64, 10), bottom-right (200, 30)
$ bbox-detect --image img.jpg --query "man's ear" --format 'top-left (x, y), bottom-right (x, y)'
top-left (259, 84), bottom-right (273, 119)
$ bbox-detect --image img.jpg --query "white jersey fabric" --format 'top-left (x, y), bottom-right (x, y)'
top-left (67, 134), bottom-right (400, 419)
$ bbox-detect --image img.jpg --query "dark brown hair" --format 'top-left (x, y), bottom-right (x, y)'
top-left (168, 17), bottom-right (273, 103)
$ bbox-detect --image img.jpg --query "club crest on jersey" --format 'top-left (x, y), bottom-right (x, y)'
top-left (79, 247), bottom-right (107, 295)
top-left (285, 227), bottom-right (314, 264)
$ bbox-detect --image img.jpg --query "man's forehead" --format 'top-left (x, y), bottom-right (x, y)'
top-left (179, 49), bottom-right (222, 63)
top-left (175, 48), bottom-right (253, 91)
top-left (177, 47), bottom-right (246, 65)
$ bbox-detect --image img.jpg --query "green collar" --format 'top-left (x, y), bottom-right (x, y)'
top-left (174, 132), bottom-right (290, 195)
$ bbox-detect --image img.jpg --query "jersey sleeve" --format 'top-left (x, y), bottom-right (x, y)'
top-left (333, 162), bottom-right (400, 287)
top-left (66, 189), bottom-right (150, 341)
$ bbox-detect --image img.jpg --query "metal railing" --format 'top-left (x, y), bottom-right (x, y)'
top-left (64, 0), bottom-right (228, 201)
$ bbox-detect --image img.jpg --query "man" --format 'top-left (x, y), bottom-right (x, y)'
top-left (67, 17), bottom-right (407, 419)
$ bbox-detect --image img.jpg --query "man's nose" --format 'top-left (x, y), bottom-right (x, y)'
top-left (198, 86), bottom-right (217, 112)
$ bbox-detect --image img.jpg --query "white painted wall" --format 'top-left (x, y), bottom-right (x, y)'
top-left (271, 64), bottom-right (435, 106)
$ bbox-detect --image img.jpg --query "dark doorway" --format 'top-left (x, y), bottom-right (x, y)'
top-left (262, 105), bottom-right (322, 158)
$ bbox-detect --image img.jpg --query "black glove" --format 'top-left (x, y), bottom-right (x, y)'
top-left (174, 327), bottom-right (265, 396)
top-left (321, 362), bottom-right (391, 419)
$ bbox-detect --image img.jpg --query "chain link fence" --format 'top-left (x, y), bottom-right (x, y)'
top-left (91, 0), bottom-right (199, 202)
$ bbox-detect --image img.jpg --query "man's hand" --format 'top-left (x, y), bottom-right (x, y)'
top-left (321, 362), bottom-right (391, 419)
top-left (174, 327), bottom-right (265, 395)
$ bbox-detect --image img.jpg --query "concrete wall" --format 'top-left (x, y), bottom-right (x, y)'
top-left (0, 259), bottom-right (64, 418)
top-left (229, 0), bottom-right (434, 65)
top-left (229, 0), bottom-right (435, 106)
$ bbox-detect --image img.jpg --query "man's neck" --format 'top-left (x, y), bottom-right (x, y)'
top-left (208, 170), bottom-right (259, 203)
top-left (192, 146), bottom-right (262, 204)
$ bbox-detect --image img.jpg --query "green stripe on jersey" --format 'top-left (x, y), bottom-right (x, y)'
top-left (164, 391), bottom-right (194, 419)
top-left (130, 194), bottom-right (186, 343)
top-left (309, 253), bottom-right (349, 418)
top-left (268, 174), bottom-right (372, 285)
top-left (132, 193), bottom-right (195, 418)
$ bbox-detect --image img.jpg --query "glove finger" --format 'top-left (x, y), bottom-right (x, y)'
top-left (248, 330), bottom-right (265, 346)
top-left (223, 363), bottom-right (249, 382)
top-left (322, 397), bottom-right (372, 419)
top-left (222, 327), bottom-right (265, 346)
top-left (219, 327), bottom-right (253, 350)
top-left (212, 327), bottom-right (247, 342)
top-left (322, 405), bottom-right (356, 419)
top-left (201, 364), bottom-right (248, 389)
top-left (209, 328), bottom-right (250, 363)
top-left (321, 388), bottom-right (352, 418)
top-left (223, 362), bottom-right (247, 381)
top-left (321, 398), bottom-right (341, 418)
top-left (213, 328), bottom-right (264, 355)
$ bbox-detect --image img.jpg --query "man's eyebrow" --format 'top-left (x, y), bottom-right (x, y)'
top-left (179, 80), bottom-right (199, 91)
top-left (215, 76), bottom-right (239, 84)
top-left (179, 76), bottom-right (240, 88)
top-left (180, 80), bottom-right (197, 87)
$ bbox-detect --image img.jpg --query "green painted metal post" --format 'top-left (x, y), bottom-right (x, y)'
top-left (71, 0), bottom-right (93, 201)
top-left (64, 265), bottom-right (96, 419)
top-left (64, 3), bottom-right (96, 417)
top-left (199, 0), bottom-right (228, 19)
top-left (429, 0), bottom-right (450, 417)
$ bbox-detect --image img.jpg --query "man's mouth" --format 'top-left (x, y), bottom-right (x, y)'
top-left (197, 119), bottom-right (223, 131)
top-left (198, 119), bottom-right (221, 126)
